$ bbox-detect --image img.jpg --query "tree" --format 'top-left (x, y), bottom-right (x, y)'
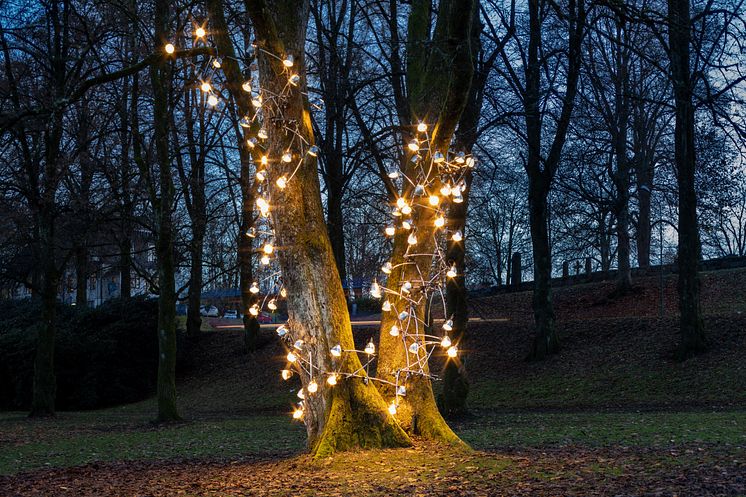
top-left (496, 0), bottom-right (587, 359)
top-left (245, 0), bottom-right (410, 456)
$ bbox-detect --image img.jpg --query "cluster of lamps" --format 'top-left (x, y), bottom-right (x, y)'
top-left (163, 20), bottom-right (473, 422)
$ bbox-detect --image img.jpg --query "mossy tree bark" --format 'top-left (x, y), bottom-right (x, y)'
top-left (376, 0), bottom-right (475, 443)
top-left (246, 0), bottom-right (410, 456)
top-left (667, 0), bottom-right (705, 359)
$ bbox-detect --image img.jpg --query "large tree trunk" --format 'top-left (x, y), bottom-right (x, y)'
top-left (636, 179), bottom-right (652, 269)
top-left (152, 0), bottom-right (179, 421)
top-left (186, 228), bottom-right (204, 339)
top-left (247, 0), bottom-right (410, 456)
top-left (667, 0), bottom-right (705, 359)
top-left (375, 0), bottom-right (475, 443)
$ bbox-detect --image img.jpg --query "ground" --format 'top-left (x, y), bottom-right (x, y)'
top-left (1, 269), bottom-right (745, 495)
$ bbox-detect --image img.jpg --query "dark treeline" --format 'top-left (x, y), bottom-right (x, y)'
top-left (1, 0), bottom-right (745, 420)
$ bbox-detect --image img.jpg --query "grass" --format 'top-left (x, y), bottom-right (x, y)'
top-left (1, 407), bottom-right (744, 476)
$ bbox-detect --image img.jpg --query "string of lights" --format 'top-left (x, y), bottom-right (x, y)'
top-left (163, 20), bottom-right (474, 422)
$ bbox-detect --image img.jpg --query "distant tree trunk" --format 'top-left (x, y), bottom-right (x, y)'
top-left (186, 228), bottom-right (204, 339)
top-left (152, 0), bottom-right (179, 422)
top-left (636, 180), bottom-right (652, 268)
top-left (326, 176), bottom-right (347, 286)
top-left (206, 0), bottom-right (260, 350)
top-left (523, 0), bottom-right (585, 360)
top-left (238, 145), bottom-right (260, 351)
top-left (667, 0), bottom-right (705, 359)
top-left (75, 247), bottom-right (87, 307)
top-left (247, 0), bottom-right (410, 456)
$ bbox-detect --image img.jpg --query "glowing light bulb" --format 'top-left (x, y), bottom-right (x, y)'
top-left (276, 325), bottom-right (288, 337)
top-left (165, 43), bottom-right (175, 54)
top-left (388, 402), bottom-right (397, 415)
top-left (440, 184), bottom-right (452, 196)
top-left (389, 324), bottom-right (399, 336)
top-left (447, 346), bottom-right (458, 358)
top-left (283, 54), bottom-right (294, 67)
top-left (396, 198), bottom-right (407, 209)
top-left (452, 230), bottom-right (463, 242)
top-left (257, 128), bottom-right (268, 140)
top-left (195, 27), bottom-right (206, 38)
top-left (276, 176), bottom-right (288, 189)
top-left (308, 145), bottom-right (319, 157)
top-left (466, 157), bottom-right (475, 168)
top-left (388, 170), bottom-right (400, 179)
top-left (433, 151), bottom-right (445, 163)
top-left (435, 216), bottom-right (445, 228)
top-left (249, 305), bottom-right (259, 316)
top-left (256, 197), bottom-right (269, 215)
top-left (327, 374), bottom-right (337, 386)
top-left (370, 280), bottom-right (382, 299)
top-left (401, 281), bottom-right (412, 293)
top-left (263, 243), bottom-right (274, 255)
top-left (408, 342), bottom-right (419, 354)
top-left (246, 227), bottom-right (256, 238)
top-left (282, 152), bottom-right (292, 163)
top-left (382, 262), bottom-right (392, 274)
top-left (407, 233), bottom-right (417, 245)
top-left (307, 381), bottom-right (318, 394)
top-left (441, 336), bottom-right (452, 348)
top-left (287, 351), bottom-right (297, 362)
top-left (242, 81), bottom-right (252, 92)
top-left (443, 319), bottom-right (453, 331)
top-left (261, 255), bottom-right (270, 265)
top-left (407, 140), bottom-right (419, 152)
top-left (414, 184), bottom-right (425, 196)
top-left (402, 220), bottom-right (412, 230)
top-left (267, 299), bottom-right (277, 311)
top-left (417, 122), bottom-right (427, 133)
top-left (207, 95), bottom-right (219, 106)
top-left (382, 300), bottom-right (392, 312)
top-left (429, 195), bottom-right (440, 206)
top-left (256, 170), bottom-right (266, 182)
top-left (239, 117), bottom-right (251, 128)
top-left (330, 344), bottom-right (342, 357)
top-left (212, 59), bottom-right (221, 68)
top-left (280, 288), bottom-right (288, 298)
top-left (455, 151), bottom-right (466, 163)
top-left (385, 226), bottom-right (396, 236)
top-left (260, 155), bottom-right (268, 166)
top-left (281, 369), bottom-right (293, 380)
top-left (293, 339), bottom-right (303, 350)
top-left (447, 264), bottom-right (457, 278)
top-left (365, 341), bottom-right (375, 355)
top-left (398, 310), bottom-right (409, 321)
top-left (289, 74), bottom-right (300, 85)
top-left (297, 389), bottom-right (304, 399)
top-left (401, 205), bottom-right (412, 215)
top-left (453, 193), bottom-right (464, 204)
top-left (250, 282), bottom-right (260, 294)
top-left (252, 96), bottom-right (263, 108)
top-left (397, 385), bottom-right (407, 396)
top-left (293, 408), bottom-right (303, 419)
top-left (200, 81), bottom-right (211, 92)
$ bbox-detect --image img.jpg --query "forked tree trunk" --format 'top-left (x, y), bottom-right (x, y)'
top-left (247, 0), bottom-right (410, 456)
top-left (667, 0), bottom-right (705, 359)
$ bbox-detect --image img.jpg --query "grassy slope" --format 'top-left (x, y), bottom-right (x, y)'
top-left (0, 269), bottom-right (745, 482)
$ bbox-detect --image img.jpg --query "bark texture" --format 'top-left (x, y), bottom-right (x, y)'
top-left (246, 0), bottom-right (410, 456)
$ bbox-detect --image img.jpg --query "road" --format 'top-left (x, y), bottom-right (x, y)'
top-left (212, 316), bottom-right (509, 330)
